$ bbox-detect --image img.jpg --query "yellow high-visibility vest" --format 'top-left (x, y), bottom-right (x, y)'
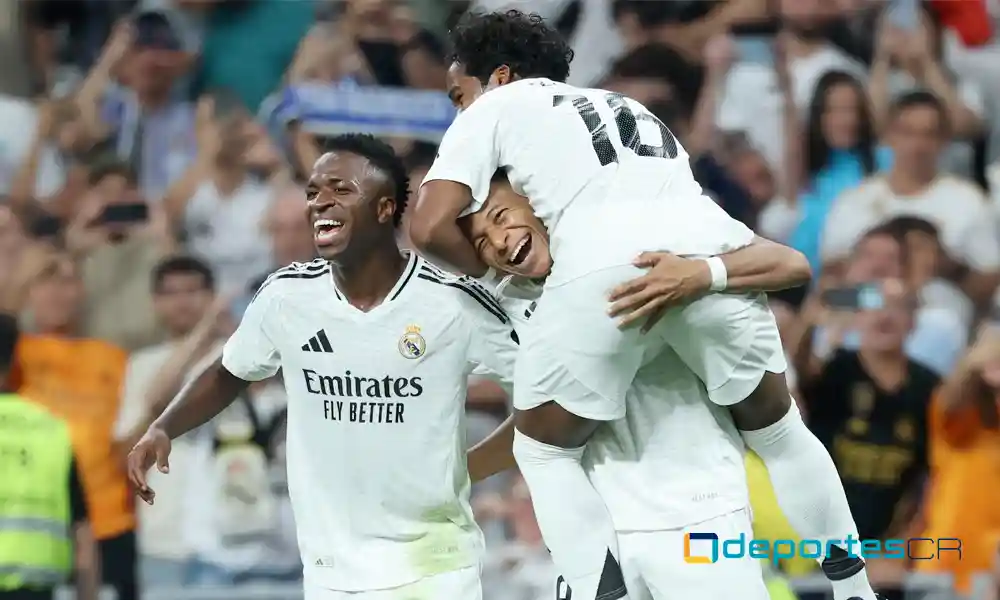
top-left (0, 394), bottom-right (73, 590)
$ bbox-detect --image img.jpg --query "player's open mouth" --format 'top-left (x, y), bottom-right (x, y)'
top-left (314, 219), bottom-right (345, 245)
top-left (508, 234), bottom-right (532, 267)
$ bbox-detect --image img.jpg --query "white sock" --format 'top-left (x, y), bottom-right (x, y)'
top-left (512, 429), bottom-right (628, 600)
top-left (741, 402), bottom-right (877, 600)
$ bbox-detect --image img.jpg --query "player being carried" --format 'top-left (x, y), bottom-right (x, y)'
top-left (411, 9), bottom-right (876, 600)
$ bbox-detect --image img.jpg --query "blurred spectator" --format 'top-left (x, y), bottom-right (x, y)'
top-left (0, 2), bottom-right (34, 97)
top-left (113, 256), bottom-right (221, 589)
top-left (400, 29), bottom-right (448, 90)
top-left (480, 474), bottom-right (557, 600)
top-left (197, 0), bottom-right (314, 112)
top-left (870, 6), bottom-right (985, 177)
top-left (6, 98), bottom-right (91, 220)
top-left (26, 0), bottom-right (135, 93)
top-left (800, 224), bottom-right (966, 377)
top-left (12, 250), bottom-right (138, 600)
top-left (0, 206), bottom-right (28, 309)
top-left (70, 157), bottom-right (173, 351)
top-left (765, 71), bottom-right (887, 269)
top-left (0, 312), bottom-right (99, 600)
top-left (650, 36), bottom-right (758, 228)
top-left (798, 278), bottom-right (935, 593)
top-left (915, 324), bottom-right (1000, 595)
top-left (822, 91), bottom-right (1000, 307)
top-left (185, 376), bottom-right (299, 585)
top-left (163, 94), bottom-right (275, 293)
top-left (75, 11), bottom-right (197, 202)
top-left (881, 215), bottom-right (975, 330)
top-left (717, 0), bottom-right (866, 171)
top-left (602, 43), bottom-right (703, 109)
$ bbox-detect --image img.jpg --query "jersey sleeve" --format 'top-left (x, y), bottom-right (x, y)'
top-left (421, 99), bottom-right (502, 216)
top-left (456, 277), bottom-right (519, 388)
top-left (222, 279), bottom-right (281, 382)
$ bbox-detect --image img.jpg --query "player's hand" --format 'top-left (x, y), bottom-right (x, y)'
top-left (127, 427), bottom-right (172, 505)
top-left (608, 251), bottom-right (711, 333)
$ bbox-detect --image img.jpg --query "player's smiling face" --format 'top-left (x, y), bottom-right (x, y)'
top-left (306, 152), bottom-right (395, 261)
top-left (460, 178), bottom-right (552, 279)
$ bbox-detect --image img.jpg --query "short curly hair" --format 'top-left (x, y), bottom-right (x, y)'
top-left (449, 9), bottom-right (574, 85)
top-left (321, 134), bottom-right (410, 227)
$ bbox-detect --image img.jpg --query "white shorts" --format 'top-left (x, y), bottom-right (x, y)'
top-left (618, 509), bottom-right (769, 600)
top-left (513, 265), bottom-right (787, 420)
top-left (304, 566), bottom-right (482, 600)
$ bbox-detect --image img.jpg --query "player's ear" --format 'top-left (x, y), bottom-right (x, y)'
top-left (490, 65), bottom-right (512, 87)
top-left (375, 196), bottom-right (395, 225)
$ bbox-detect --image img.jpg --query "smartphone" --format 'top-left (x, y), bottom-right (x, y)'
top-left (886, 0), bottom-right (921, 31)
top-left (99, 203), bottom-right (148, 225)
top-left (734, 36), bottom-right (775, 67)
top-left (30, 214), bottom-right (63, 238)
top-left (821, 284), bottom-right (884, 311)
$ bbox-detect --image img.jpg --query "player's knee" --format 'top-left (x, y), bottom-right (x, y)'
top-left (729, 371), bottom-right (793, 431)
top-left (513, 403), bottom-right (600, 449)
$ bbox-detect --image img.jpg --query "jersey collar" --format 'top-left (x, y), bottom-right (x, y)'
top-left (330, 251), bottom-right (420, 310)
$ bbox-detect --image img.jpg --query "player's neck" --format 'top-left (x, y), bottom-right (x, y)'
top-left (331, 242), bottom-right (408, 312)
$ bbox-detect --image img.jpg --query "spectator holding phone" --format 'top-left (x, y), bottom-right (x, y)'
top-left (162, 93), bottom-right (275, 294)
top-left (797, 277), bottom-right (936, 597)
top-left (822, 92), bottom-right (1000, 308)
top-left (914, 324), bottom-right (1000, 596)
top-left (66, 156), bottom-right (173, 352)
top-left (796, 223), bottom-right (966, 378)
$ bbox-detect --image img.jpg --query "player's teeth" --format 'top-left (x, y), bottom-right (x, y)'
top-left (510, 238), bottom-right (528, 263)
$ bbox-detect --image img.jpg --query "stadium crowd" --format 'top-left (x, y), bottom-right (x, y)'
top-left (0, 0), bottom-right (999, 599)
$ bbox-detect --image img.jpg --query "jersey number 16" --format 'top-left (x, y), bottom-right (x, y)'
top-left (553, 92), bottom-right (679, 166)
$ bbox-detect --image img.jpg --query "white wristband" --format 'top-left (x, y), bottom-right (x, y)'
top-left (704, 256), bottom-right (728, 292)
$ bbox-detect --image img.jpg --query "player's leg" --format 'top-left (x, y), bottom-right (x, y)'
top-left (513, 266), bottom-right (659, 600)
top-left (632, 509), bottom-right (770, 600)
top-left (658, 294), bottom-right (874, 600)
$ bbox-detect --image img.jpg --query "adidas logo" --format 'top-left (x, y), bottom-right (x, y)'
top-left (301, 329), bottom-right (334, 353)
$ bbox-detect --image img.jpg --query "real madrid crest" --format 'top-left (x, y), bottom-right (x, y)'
top-left (398, 325), bottom-right (426, 359)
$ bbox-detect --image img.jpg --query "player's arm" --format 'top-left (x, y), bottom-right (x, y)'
top-left (150, 284), bottom-right (281, 439)
top-left (454, 278), bottom-right (521, 482)
top-left (128, 282), bottom-right (281, 503)
top-left (608, 236), bottom-right (811, 330)
top-left (411, 105), bottom-right (501, 278)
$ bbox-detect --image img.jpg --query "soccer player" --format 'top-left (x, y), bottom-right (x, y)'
top-left (126, 134), bottom-right (522, 600)
top-left (464, 178), bottom-right (810, 600)
top-left (411, 10), bottom-right (876, 600)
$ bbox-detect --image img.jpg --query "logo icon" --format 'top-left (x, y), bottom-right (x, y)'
top-left (301, 329), bottom-right (334, 353)
top-left (398, 325), bottom-right (426, 359)
top-left (683, 532), bottom-right (718, 564)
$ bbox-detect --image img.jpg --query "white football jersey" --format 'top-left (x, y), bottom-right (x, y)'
top-left (503, 292), bottom-right (749, 530)
top-left (423, 78), bottom-right (755, 284)
top-left (221, 253), bottom-right (519, 591)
